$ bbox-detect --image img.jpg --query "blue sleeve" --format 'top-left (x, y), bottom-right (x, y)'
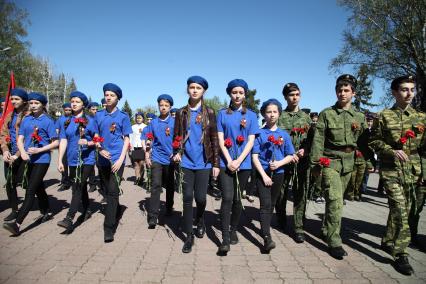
top-left (283, 132), bottom-right (295, 156)
top-left (93, 113), bottom-right (100, 135)
top-left (122, 114), bottom-right (132, 136)
top-left (18, 117), bottom-right (28, 136)
top-left (47, 118), bottom-right (58, 140)
top-left (59, 122), bottom-right (66, 139)
top-left (248, 112), bottom-right (259, 135)
top-left (253, 134), bottom-right (261, 154)
top-left (217, 110), bottom-right (224, 133)
top-left (141, 125), bottom-right (150, 141)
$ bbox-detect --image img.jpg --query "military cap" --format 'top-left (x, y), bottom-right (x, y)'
top-left (336, 74), bottom-right (357, 89)
top-left (310, 112), bottom-right (319, 119)
top-left (146, 113), bottom-right (157, 119)
top-left (391, 75), bottom-right (416, 90)
top-left (365, 112), bottom-right (376, 120)
top-left (226, 79), bottom-right (248, 94)
top-left (187, 75), bottom-right (208, 90)
top-left (28, 92), bottom-right (48, 105)
top-left (135, 112), bottom-right (144, 118)
top-left (282, 82), bottom-right (300, 96)
top-left (70, 91), bottom-right (89, 107)
top-left (103, 83), bottom-right (122, 99)
top-left (62, 102), bottom-right (71, 109)
top-left (157, 94), bottom-right (174, 106)
top-left (87, 102), bottom-right (99, 108)
top-left (11, 88), bottom-right (28, 101)
top-left (170, 108), bottom-right (177, 114)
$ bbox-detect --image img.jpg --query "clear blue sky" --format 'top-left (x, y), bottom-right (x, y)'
top-left (15, 0), bottom-right (381, 113)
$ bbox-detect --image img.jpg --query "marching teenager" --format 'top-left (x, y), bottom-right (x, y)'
top-left (173, 76), bottom-right (220, 253)
top-left (130, 112), bottom-right (147, 186)
top-left (252, 99), bottom-right (297, 253)
top-left (86, 101), bottom-right (100, 193)
top-left (0, 88), bottom-right (29, 221)
top-left (3, 92), bottom-right (58, 236)
top-left (145, 95), bottom-right (175, 228)
top-left (56, 103), bottom-right (73, 192)
top-left (216, 79), bottom-right (259, 255)
top-left (94, 83), bottom-right (132, 243)
top-left (56, 91), bottom-right (97, 232)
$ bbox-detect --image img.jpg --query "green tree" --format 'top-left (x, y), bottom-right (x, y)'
top-left (246, 89), bottom-right (260, 116)
top-left (122, 99), bottom-right (133, 123)
top-left (204, 95), bottom-right (228, 113)
top-left (353, 64), bottom-right (378, 112)
top-left (137, 105), bottom-right (158, 117)
top-left (331, 0), bottom-right (426, 111)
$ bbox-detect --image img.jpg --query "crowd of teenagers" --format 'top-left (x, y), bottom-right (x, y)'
top-left (0, 74), bottom-right (425, 276)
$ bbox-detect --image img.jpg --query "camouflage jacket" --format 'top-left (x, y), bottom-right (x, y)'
top-left (277, 108), bottom-right (311, 152)
top-left (310, 103), bottom-right (365, 174)
top-left (369, 105), bottom-right (425, 179)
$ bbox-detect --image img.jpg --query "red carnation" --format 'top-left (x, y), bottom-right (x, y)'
top-left (355, 150), bottom-right (363, 158)
top-left (224, 138), bottom-right (233, 148)
top-left (319, 157), bottom-right (330, 167)
top-left (268, 135), bottom-right (275, 143)
top-left (236, 135), bottom-right (245, 145)
top-left (146, 132), bottom-right (154, 140)
top-left (172, 140), bottom-right (180, 149)
top-left (175, 135), bottom-right (183, 142)
top-left (273, 136), bottom-right (284, 146)
top-left (93, 136), bottom-right (105, 143)
top-left (400, 137), bottom-right (407, 144)
top-left (5, 135), bottom-right (11, 143)
top-left (405, 129), bottom-right (415, 139)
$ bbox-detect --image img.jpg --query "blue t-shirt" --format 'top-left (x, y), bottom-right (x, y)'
top-left (8, 112), bottom-right (19, 155)
top-left (18, 114), bottom-right (57, 164)
top-left (141, 126), bottom-right (150, 142)
top-left (253, 127), bottom-right (295, 174)
top-left (146, 115), bottom-right (174, 165)
top-left (55, 115), bottom-right (69, 133)
top-left (94, 109), bottom-right (132, 166)
top-left (181, 107), bottom-right (212, 170)
top-left (217, 108), bottom-right (259, 169)
top-left (59, 115), bottom-right (97, 166)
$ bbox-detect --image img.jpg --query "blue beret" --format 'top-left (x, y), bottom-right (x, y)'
top-left (70, 91), bottom-right (89, 107)
top-left (135, 112), bottom-right (144, 118)
top-left (226, 79), bottom-right (248, 95)
top-left (187, 75), bottom-right (208, 90)
top-left (157, 94), bottom-right (174, 106)
top-left (87, 102), bottom-right (99, 108)
top-left (260, 99), bottom-right (282, 116)
top-left (62, 102), bottom-right (71, 109)
top-left (28, 92), bottom-right (48, 105)
top-left (101, 98), bottom-right (106, 104)
top-left (146, 113), bottom-right (157, 119)
top-left (11, 88), bottom-right (28, 101)
top-left (103, 83), bottom-right (122, 99)
top-left (170, 108), bottom-right (177, 113)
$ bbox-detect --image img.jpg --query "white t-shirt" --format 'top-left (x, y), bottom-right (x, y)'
top-left (130, 123), bottom-right (147, 149)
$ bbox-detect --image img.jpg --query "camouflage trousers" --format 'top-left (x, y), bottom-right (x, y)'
top-left (381, 171), bottom-right (423, 257)
top-left (275, 164), bottom-right (308, 234)
top-left (345, 161), bottom-right (366, 200)
top-left (321, 167), bottom-right (352, 248)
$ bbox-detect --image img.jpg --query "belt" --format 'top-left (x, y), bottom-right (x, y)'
top-left (324, 146), bottom-right (355, 153)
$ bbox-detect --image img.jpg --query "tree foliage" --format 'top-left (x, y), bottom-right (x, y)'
top-left (246, 89), bottom-right (260, 116)
top-left (136, 105), bottom-right (158, 117)
top-left (331, 0), bottom-right (426, 111)
top-left (122, 99), bottom-right (134, 123)
top-left (204, 95), bottom-right (228, 114)
top-left (353, 64), bottom-right (378, 112)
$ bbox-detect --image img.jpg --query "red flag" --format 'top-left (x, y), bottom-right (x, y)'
top-left (0, 72), bottom-right (16, 132)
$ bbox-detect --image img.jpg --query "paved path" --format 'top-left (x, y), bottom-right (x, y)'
top-left (0, 155), bottom-right (425, 284)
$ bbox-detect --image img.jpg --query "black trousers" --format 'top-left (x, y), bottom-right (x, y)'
top-left (3, 158), bottom-right (25, 211)
top-left (182, 168), bottom-right (210, 235)
top-left (67, 165), bottom-right (94, 219)
top-left (257, 172), bottom-right (284, 238)
top-left (99, 165), bottom-right (124, 234)
top-left (219, 169), bottom-right (250, 240)
top-left (149, 162), bottom-right (174, 218)
top-left (16, 163), bottom-right (50, 225)
top-left (61, 154), bottom-right (71, 186)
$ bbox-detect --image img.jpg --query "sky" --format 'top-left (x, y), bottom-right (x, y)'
top-left (15, 0), bottom-right (382, 113)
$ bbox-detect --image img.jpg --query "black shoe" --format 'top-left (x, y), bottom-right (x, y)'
top-left (277, 215), bottom-right (287, 231)
top-left (57, 217), bottom-right (73, 231)
top-left (329, 246), bottom-right (348, 260)
top-left (320, 232), bottom-right (327, 242)
top-left (394, 255), bottom-right (414, 275)
top-left (40, 213), bottom-right (53, 223)
top-left (195, 219), bottom-right (205, 238)
top-left (58, 184), bottom-right (71, 192)
top-left (3, 210), bottom-right (18, 222)
top-left (294, 233), bottom-right (305, 243)
top-left (381, 243), bottom-right (393, 255)
top-left (3, 222), bottom-right (19, 236)
top-left (148, 216), bottom-right (157, 229)
top-left (230, 230), bottom-right (239, 245)
top-left (217, 239), bottom-right (230, 256)
top-left (264, 236), bottom-right (276, 253)
top-left (182, 234), bottom-right (194, 253)
top-left (88, 184), bottom-right (97, 192)
top-left (83, 209), bottom-right (92, 221)
top-left (104, 230), bottom-right (114, 243)
top-left (165, 207), bottom-right (174, 216)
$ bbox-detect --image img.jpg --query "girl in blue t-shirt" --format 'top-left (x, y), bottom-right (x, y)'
top-left (94, 83), bottom-right (132, 243)
top-left (0, 88), bottom-right (29, 222)
top-left (145, 94), bottom-right (175, 229)
top-left (3, 93), bottom-right (59, 236)
top-left (217, 79), bottom-right (259, 255)
top-left (173, 76), bottom-right (220, 253)
top-left (56, 91), bottom-right (97, 233)
top-left (252, 99), bottom-right (297, 253)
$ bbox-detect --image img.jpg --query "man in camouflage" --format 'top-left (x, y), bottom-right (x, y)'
top-left (310, 74), bottom-right (365, 259)
top-left (276, 83), bottom-right (311, 243)
top-left (369, 75), bottom-right (425, 275)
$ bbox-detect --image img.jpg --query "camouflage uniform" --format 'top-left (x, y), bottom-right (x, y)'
top-left (310, 103), bottom-right (365, 248)
top-left (276, 108), bottom-right (311, 233)
top-left (369, 105), bottom-right (425, 257)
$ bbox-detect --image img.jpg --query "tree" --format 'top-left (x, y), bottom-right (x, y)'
top-left (122, 99), bottom-right (133, 123)
top-left (353, 64), bottom-right (378, 112)
top-left (245, 89), bottom-right (260, 116)
top-left (330, 0), bottom-right (426, 111)
top-left (204, 95), bottom-right (228, 113)
top-left (136, 105), bottom-right (158, 116)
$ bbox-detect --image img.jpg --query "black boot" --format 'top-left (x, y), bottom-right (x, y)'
top-left (3, 222), bottom-right (19, 236)
top-left (394, 254), bottom-right (414, 275)
top-left (182, 234), bottom-right (194, 253)
top-left (3, 210), bottom-right (18, 222)
top-left (264, 235), bottom-right (276, 253)
top-left (195, 219), bottom-right (205, 238)
top-left (104, 230), bottom-right (114, 243)
top-left (83, 209), bottom-right (92, 221)
top-left (230, 229), bottom-right (239, 245)
top-left (57, 217), bottom-right (73, 232)
top-left (294, 232), bottom-right (305, 243)
top-left (148, 215), bottom-right (157, 229)
top-left (329, 246), bottom-right (348, 260)
top-left (217, 238), bottom-right (230, 256)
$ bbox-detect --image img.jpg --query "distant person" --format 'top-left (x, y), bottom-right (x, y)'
top-left (170, 108), bottom-right (177, 118)
top-left (130, 112), bottom-right (147, 186)
top-left (56, 103), bottom-right (73, 192)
